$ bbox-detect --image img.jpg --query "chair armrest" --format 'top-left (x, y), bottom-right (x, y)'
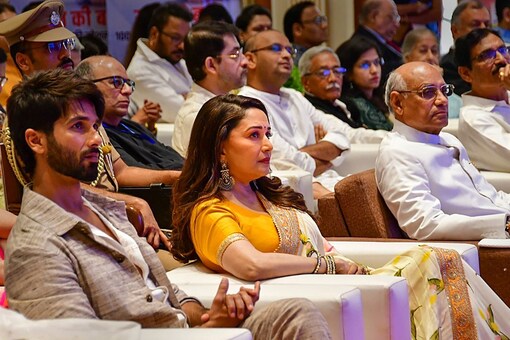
top-left (480, 171), bottom-right (510, 192)
top-left (272, 169), bottom-right (314, 212)
top-left (125, 204), bottom-right (143, 236)
top-left (329, 241), bottom-right (479, 274)
top-left (154, 123), bottom-right (174, 146)
top-left (333, 144), bottom-right (379, 176)
top-left (317, 192), bottom-right (349, 237)
top-left (169, 261), bottom-right (409, 340)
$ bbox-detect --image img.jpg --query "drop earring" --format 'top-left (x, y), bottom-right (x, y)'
top-left (219, 161), bottom-right (234, 191)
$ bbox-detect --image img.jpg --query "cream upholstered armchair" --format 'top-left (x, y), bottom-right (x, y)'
top-left (317, 168), bottom-right (510, 306)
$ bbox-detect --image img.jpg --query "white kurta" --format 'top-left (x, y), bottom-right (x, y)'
top-left (172, 83), bottom-right (216, 157)
top-left (459, 93), bottom-right (510, 172)
top-left (239, 86), bottom-right (350, 173)
top-left (127, 38), bottom-right (192, 123)
top-left (376, 120), bottom-right (510, 240)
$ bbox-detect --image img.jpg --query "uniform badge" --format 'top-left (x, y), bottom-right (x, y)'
top-left (50, 11), bottom-right (60, 26)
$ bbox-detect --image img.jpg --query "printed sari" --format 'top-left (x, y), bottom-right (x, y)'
top-left (257, 194), bottom-right (510, 340)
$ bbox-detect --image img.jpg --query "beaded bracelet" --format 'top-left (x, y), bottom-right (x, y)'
top-left (324, 255), bottom-right (336, 274)
top-left (312, 255), bottom-right (322, 274)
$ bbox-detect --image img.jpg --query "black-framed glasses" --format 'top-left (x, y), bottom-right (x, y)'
top-left (26, 38), bottom-right (76, 54)
top-left (398, 84), bottom-right (455, 100)
top-left (248, 43), bottom-right (297, 58)
top-left (159, 30), bottom-right (184, 44)
top-left (216, 48), bottom-right (243, 61)
top-left (301, 15), bottom-right (328, 26)
top-left (358, 58), bottom-right (384, 70)
top-left (306, 67), bottom-right (346, 79)
top-left (93, 76), bottom-right (135, 91)
top-left (0, 76), bottom-right (7, 87)
top-left (472, 45), bottom-right (510, 63)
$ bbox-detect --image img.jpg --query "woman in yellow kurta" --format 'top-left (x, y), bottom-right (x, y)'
top-left (171, 94), bottom-right (510, 339)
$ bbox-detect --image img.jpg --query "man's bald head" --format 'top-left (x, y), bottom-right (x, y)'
top-left (386, 62), bottom-right (449, 134)
top-left (76, 55), bottom-right (133, 126)
top-left (244, 30), bottom-right (294, 93)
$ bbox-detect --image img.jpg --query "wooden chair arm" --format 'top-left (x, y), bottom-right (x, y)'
top-left (125, 204), bottom-right (144, 237)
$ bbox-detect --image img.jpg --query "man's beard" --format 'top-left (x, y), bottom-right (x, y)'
top-left (46, 134), bottom-right (99, 182)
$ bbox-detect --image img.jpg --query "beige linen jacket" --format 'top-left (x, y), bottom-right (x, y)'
top-left (5, 188), bottom-right (197, 327)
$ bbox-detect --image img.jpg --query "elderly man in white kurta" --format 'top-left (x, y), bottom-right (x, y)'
top-left (377, 61), bottom-right (510, 241)
top-left (127, 3), bottom-right (193, 123)
top-left (456, 28), bottom-right (510, 172)
top-left (239, 30), bottom-right (358, 196)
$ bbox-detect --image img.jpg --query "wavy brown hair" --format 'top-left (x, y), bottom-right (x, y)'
top-left (171, 94), bottom-right (311, 262)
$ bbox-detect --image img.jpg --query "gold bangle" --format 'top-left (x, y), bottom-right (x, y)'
top-left (312, 255), bottom-right (321, 274)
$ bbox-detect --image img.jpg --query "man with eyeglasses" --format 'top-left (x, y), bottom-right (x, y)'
top-left (240, 30), bottom-right (352, 198)
top-left (351, 0), bottom-right (402, 86)
top-left (440, 0), bottom-right (490, 96)
top-left (0, 0), bottom-right (75, 77)
top-left (173, 21), bottom-right (248, 157)
top-left (127, 3), bottom-right (193, 123)
top-left (282, 1), bottom-right (328, 92)
top-left (299, 45), bottom-right (387, 143)
top-left (76, 55), bottom-right (184, 173)
top-left (457, 28), bottom-right (510, 172)
top-left (376, 61), bottom-right (510, 241)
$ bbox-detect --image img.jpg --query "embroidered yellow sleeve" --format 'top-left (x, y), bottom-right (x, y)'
top-left (216, 232), bottom-right (247, 265)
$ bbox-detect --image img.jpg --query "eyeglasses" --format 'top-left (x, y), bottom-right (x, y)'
top-left (93, 76), bottom-right (135, 91)
top-left (301, 15), bottom-right (328, 26)
top-left (306, 67), bottom-right (347, 79)
top-left (26, 38), bottom-right (76, 54)
top-left (248, 43), bottom-right (297, 58)
top-left (358, 58), bottom-right (385, 70)
top-left (159, 30), bottom-right (184, 44)
top-left (0, 77), bottom-right (7, 87)
top-left (216, 48), bottom-right (243, 61)
top-left (398, 84), bottom-right (455, 100)
top-left (472, 45), bottom-right (510, 63)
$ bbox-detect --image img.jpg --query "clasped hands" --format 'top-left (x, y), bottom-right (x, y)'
top-left (200, 277), bottom-right (260, 328)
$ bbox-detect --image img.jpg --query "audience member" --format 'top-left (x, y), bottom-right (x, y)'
top-left (197, 3), bottom-right (233, 24)
top-left (495, 0), bottom-right (510, 44)
top-left (0, 0), bottom-right (172, 249)
top-left (173, 21), bottom-right (247, 157)
top-left (336, 36), bottom-right (392, 130)
top-left (0, 0), bottom-right (75, 77)
top-left (240, 30), bottom-right (352, 197)
top-left (351, 0), bottom-right (402, 86)
top-left (401, 27), bottom-right (462, 118)
top-left (392, 0), bottom-right (442, 45)
top-left (127, 3), bottom-right (193, 123)
top-left (282, 1), bottom-right (328, 91)
top-left (299, 45), bottom-right (387, 141)
top-left (440, 0), bottom-right (490, 96)
top-left (283, 1), bottom-right (328, 66)
top-left (76, 55), bottom-right (184, 171)
top-left (377, 61), bottom-right (510, 241)
top-left (456, 28), bottom-right (510, 172)
top-left (124, 2), bottom-right (160, 67)
top-left (171, 93), bottom-right (510, 340)
top-left (3, 69), bottom-right (330, 338)
top-left (234, 4), bottom-right (272, 44)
